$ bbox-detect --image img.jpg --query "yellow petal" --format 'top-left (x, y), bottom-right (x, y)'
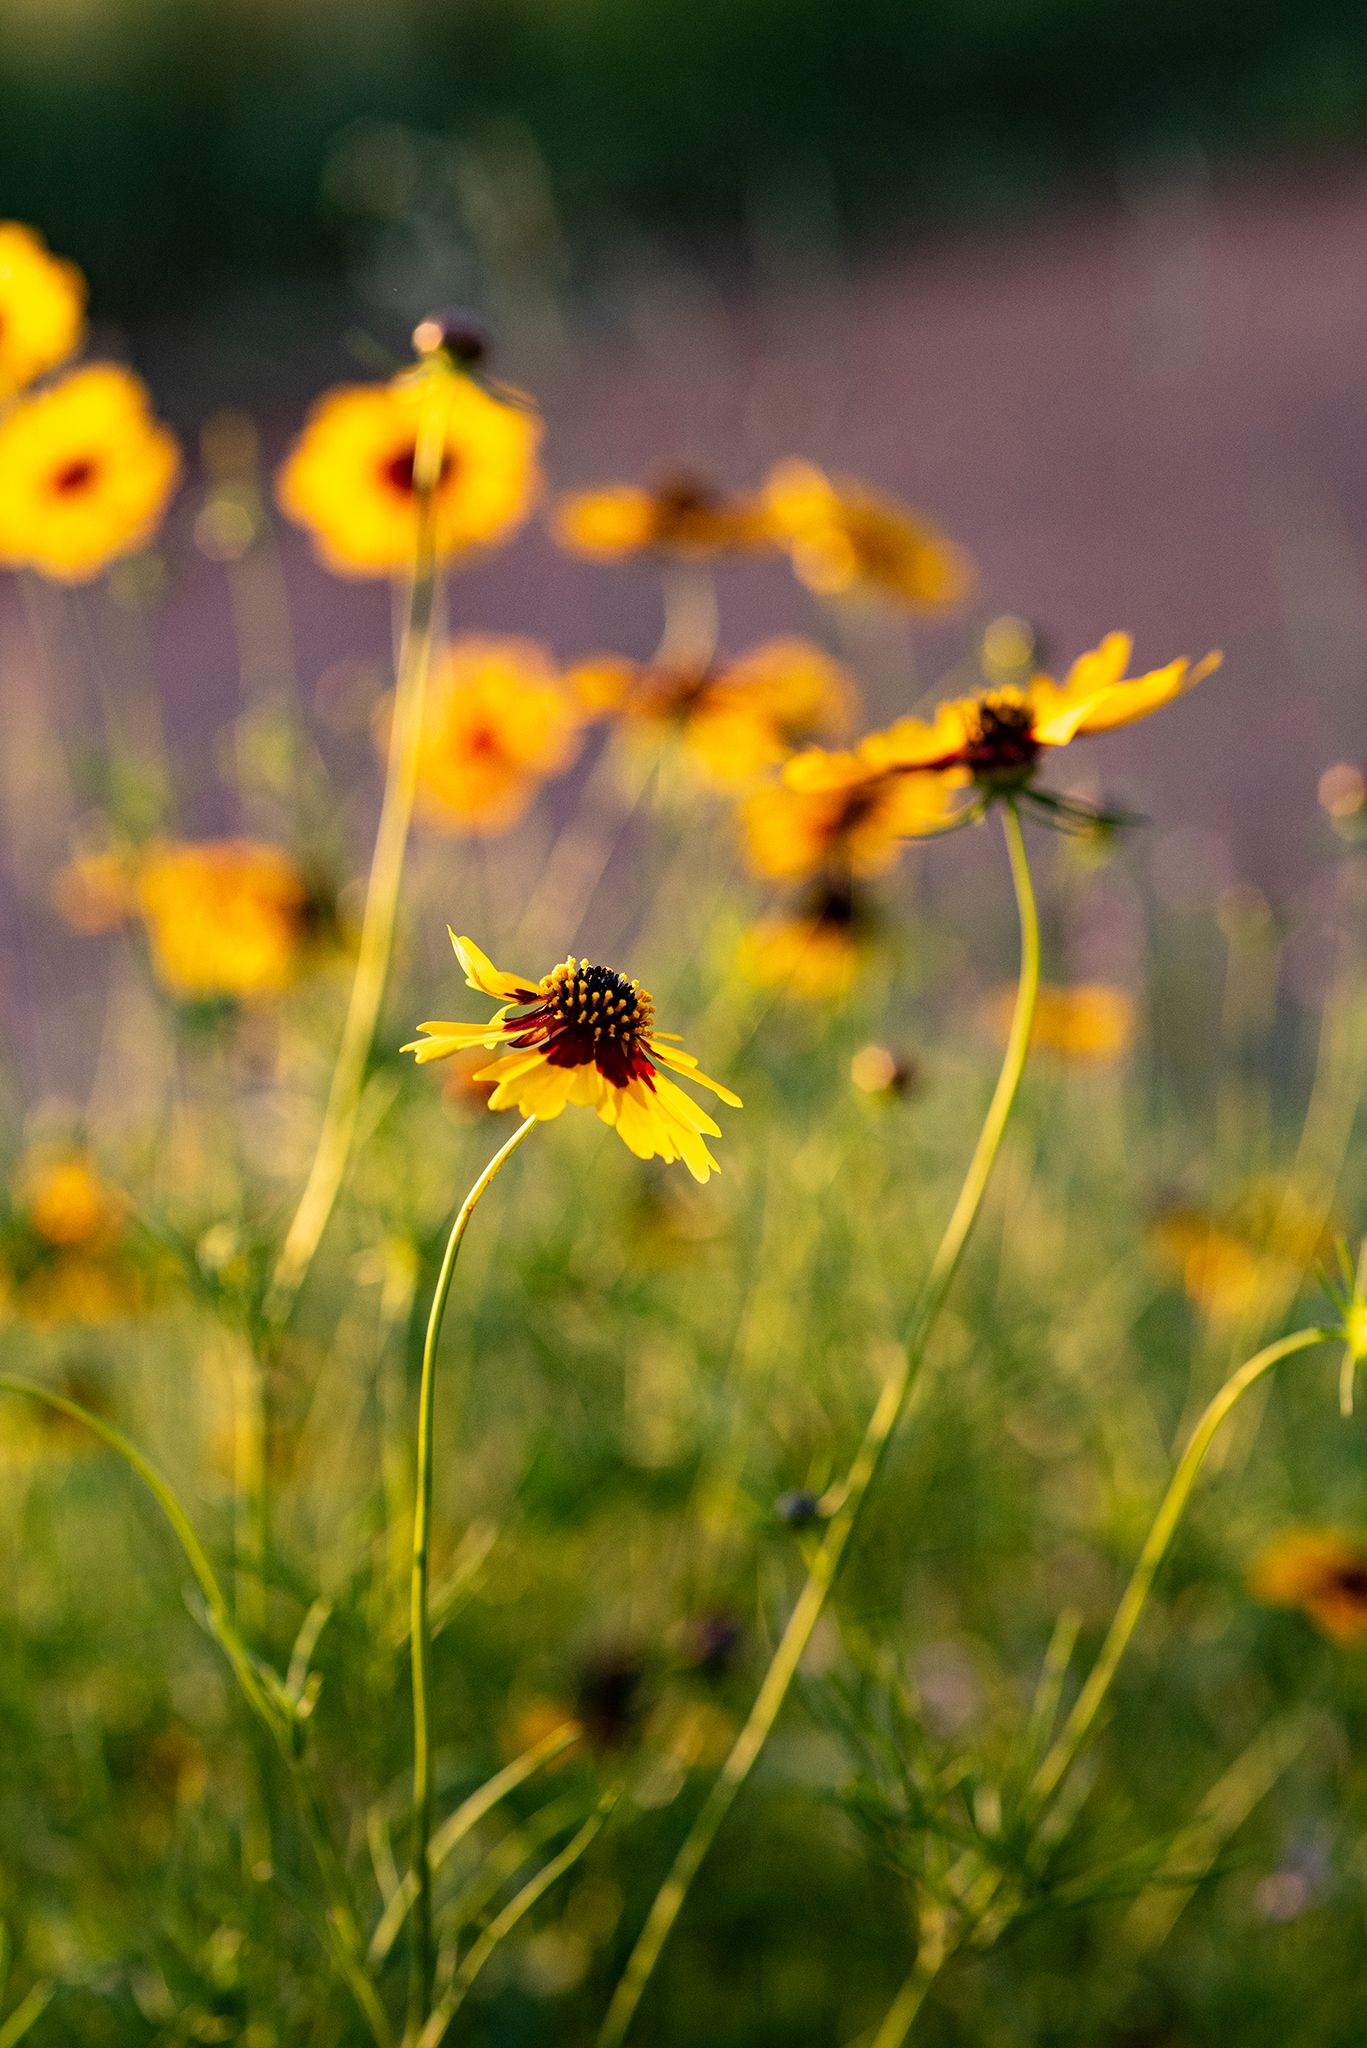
top-left (649, 1070), bottom-right (723, 1140)
top-left (487, 1058), bottom-right (577, 1119)
top-left (648, 1040), bottom-right (743, 1107)
top-left (1036, 650), bottom-right (1220, 744)
top-left (402, 1012), bottom-right (513, 1063)
top-left (449, 930), bottom-right (538, 1001)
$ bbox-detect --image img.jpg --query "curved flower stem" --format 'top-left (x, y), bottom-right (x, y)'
top-left (596, 802), bottom-right (1042, 2048)
top-left (409, 1114), bottom-right (539, 2035)
top-left (1025, 1323), bottom-right (1331, 1815)
top-left (0, 1377), bottom-right (392, 2048)
top-left (865, 1321), bottom-right (1333, 2048)
top-left (264, 374), bottom-right (453, 1333)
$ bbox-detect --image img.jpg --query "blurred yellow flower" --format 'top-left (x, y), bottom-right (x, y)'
top-left (51, 847), bottom-right (138, 934)
top-left (0, 222), bottom-right (86, 398)
top-left (405, 933), bottom-right (741, 1182)
top-left (553, 470), bottom-right (771, 560)
top-left (23, 1154), bottom-right (126, 1251)
top-left (573, 637), bottom-right (855, 789)
top-left (744, 750), bottom-right (956, 881)
top-left (737, 880), bottom-right (870, 1001)
top-left (763, 458), bottom-right (972, 608)
top-left (1149, 1179), bottom-right (1331, 1323)
top-left (409, 636), bottom-right (581, 835)
top-left (136, 840), bottom-right (312, 1000)
top-left (0, 364), bottom-right (180, 582)
top-left (981, 981), bottom-right (1135, 1063)
top-left (1, 1153), bottom-right (143, 1329)
top-left (864, 632), bottom-right (1222, 795)
top-left (277, 372), bottom-right (540, 577)
top-left (1250, 1531), bottom-right (1367, 1642)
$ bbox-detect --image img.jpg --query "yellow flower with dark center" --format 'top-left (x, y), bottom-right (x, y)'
top-left (764, 458), bottom-right (972, 608)
top-left (0, 222), bottom-right (86, 398)
top-left (1149, 1179), bottom-right (1331, 1323)
top-left (862, 632), bottom-right (1222, 802)
top-left (1250, 1531), bottom-right (1367, 1642)
top-left (981, 981), bottom-right (1135, 1063)
top-left (277, 372), bottom-right (540, 577)
top-left (0, 364), bottom-right (180, 582)
top-left (405, 934), bottom-right (741, 1182)
top-left (136, 840), bottom-right (313, 1000)
top-left (744, 749), bottom-right (957, 881)
top-left (572, 637), bottom-right (855, 789)
top-left (554, 470), bottom-right (771, 560)
top-left (408, 637), bottom-right (581, 835)
top-left (737, 879), bottom-right (871, 1000)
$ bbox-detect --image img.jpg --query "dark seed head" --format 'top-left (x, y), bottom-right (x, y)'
top-left (775, 1489), bottom-right (822, 1528)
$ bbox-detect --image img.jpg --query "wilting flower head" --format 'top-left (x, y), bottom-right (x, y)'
top-left (277, 370), bottom-right (540, 577)
top-left (981, 981), bottom-right (1135, 1063)
top-left (737, 878), bottom-right (873, 1001)
top-left (861, 631), bottom-right (1221, 824)
top-left (745, 747), bottom-right (956, 881)
top-left (0, 223), bottom-right (86, 398)
top-left (407, 636), bottom-right (581, 835)
top-left (763, 459), bottom-right (972, 609)
top-left (405, 934), bottom-right (740, 1181)
top-left (1250, 1531), bottom-right (1367, 1642)
top-left (0, 365), bottom-right (180, 582)
top-left (554, 470), bottom-right (771, 561)
top-left (136, 840), bottom-right (315, 1000)
top-left (573, 636), bottom-right (855, 790)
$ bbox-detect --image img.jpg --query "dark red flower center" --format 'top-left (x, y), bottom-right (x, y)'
top-left (380, 442), bottom-right (455, 497)
top-left (509, 958), bottom-right (657, 1087)
top-left (962, 693), bottom-right (1041, 783)
top-left (1327, 1562), bottom-right (1367, 1603)
top-left (51, 455), bottom-right (99, 497)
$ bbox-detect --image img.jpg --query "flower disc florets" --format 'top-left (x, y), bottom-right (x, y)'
top-left (963, 691), bottom-right (1042, 785)
top-left (540, 959), bottom-right (655, 1045)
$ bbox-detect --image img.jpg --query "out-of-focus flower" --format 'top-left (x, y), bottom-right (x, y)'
top-left (1319, 762), bottom-right (1367, 844)
top-left (0, 1152), bottom-right (143, 1328)
top-left (1149, 1179), bottom-right (1332, 1323)
top-left (737, 878), bottom-right (872, 1000)
top-left (981, 981), bottom-right (1135, 1063)
top-left (136, 840), bottom-right (314, 1001)
top-left (573, 637), bottom-right (855, 790)
top-left (22, 1154), bottom-right (126, 1251)
top-left (0, 222), bottom-right (86, 398)
top-left (0, 365), bottom-right (180, 582)
top-left (763, 458), bottom-right (972, 609)
top-left (850, 1044), bottom-right (920, 1097)
top-left (405, 934), bottom-right (741, 1182)
top-left (51, 848), bottom-right (138, 934)
top-left (277, 372), bottom-right (540, 577)
top-left (554, 470), bottom-right (771, 561)
top-left (408, 636), bottom-right (581, 834)
top-left (863, 632), bottom-right (1221, 805)
top-left (1250, 1530), bottom-right (1367, 1642)
top-left (744, 750), bottom-right (956, 881)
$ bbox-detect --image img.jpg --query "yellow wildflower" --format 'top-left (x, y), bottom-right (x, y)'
top-left (744, 749), bottom-right (956, 882)
top-left (277, 372), bottom-right (540, 578)
top-left (0, 222), bottom-right (86, 398)
top-left (136, 840), bottom-right (313, 1000)
top-left (981, 981), bottom-right (1135, 1063)
top-left (763, 458), bottom-right (972, 608)
top-left (405, 934), bottom-right (741, 1183)
top-left (1250, 1531), bottom-right (1367, 1643)
top-left (1150, 1179), bottom-right (1331, 1323)
top-left (409, 637), bottom-right (581, 835)
top-left (553, 470), bottom-right (771, 560)
top-left (737, 881), bottom-right (871, 1001)
top-left (0, 364), bottom-right (180, 581)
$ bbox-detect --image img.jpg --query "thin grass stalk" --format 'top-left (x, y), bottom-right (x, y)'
top-left (408, 1113), bottom-right (540, 2034)
top-left (596, 801), bottom-right (1042, 2048)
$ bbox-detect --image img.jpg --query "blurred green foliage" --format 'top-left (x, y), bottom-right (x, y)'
top-left (8, 0), bottom-right (1367, 313)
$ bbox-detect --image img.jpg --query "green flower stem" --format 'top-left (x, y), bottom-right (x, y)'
top-left (866, 1320), bottom-right (1333, 2048)
top-left (408, 1114), bottom-right (539, 2035)
top-left (0, 1377), bottom-right (392, 2048)
top-left (264, 371), bottom-right (453, 1332)
top-left (1025, 1323), bottom-right (1331, 1815)
top-left (596, 802), bottom-right (1042, 2048)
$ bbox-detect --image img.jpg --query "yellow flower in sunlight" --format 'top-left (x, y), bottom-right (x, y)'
top-left (572, 637), bottom-right (855, 789)
top-left (404, 934), bottom-right (741, 1182)
top-left (136, 840), bottom-right (311, 1000)
top-left (277, 372), bottom-right (540, 577)
top-left (1149, 1179), bottom-right (1331, 1324)
top-left (981, 981), bottom-right (1135, 1063)
top-left (1250, 1531), bottom-right (1367, 1642)
top-left (0, 365), bottom-right (180, 582)
top-left (763, 458), bottom-right (972, 608)
top-left (409, 637), bottom-right (581, 835)
top-left (0, 222), bottom-right (86, 398)
top-left (553, 470), bottom-right (771, 560)
top-left (23, 1154), bottom-right (126, 1251)
top-left (744, 749), bottom-right (956, 881)
top-left (737, 880), bottom-right (871, 1001)
top-left (864, 632), bottom-right (1222, 799)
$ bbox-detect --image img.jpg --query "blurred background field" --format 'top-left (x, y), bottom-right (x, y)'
top-left (5, 4), bottom-right (1367, 2046)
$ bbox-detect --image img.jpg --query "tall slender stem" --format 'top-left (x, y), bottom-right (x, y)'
top-left (596, 803), bottom-right (1042, 2048)
top-left (265, 374), bottom-right (452, 1331)
top-left (408, 1114), bottom-right (539, 2035)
